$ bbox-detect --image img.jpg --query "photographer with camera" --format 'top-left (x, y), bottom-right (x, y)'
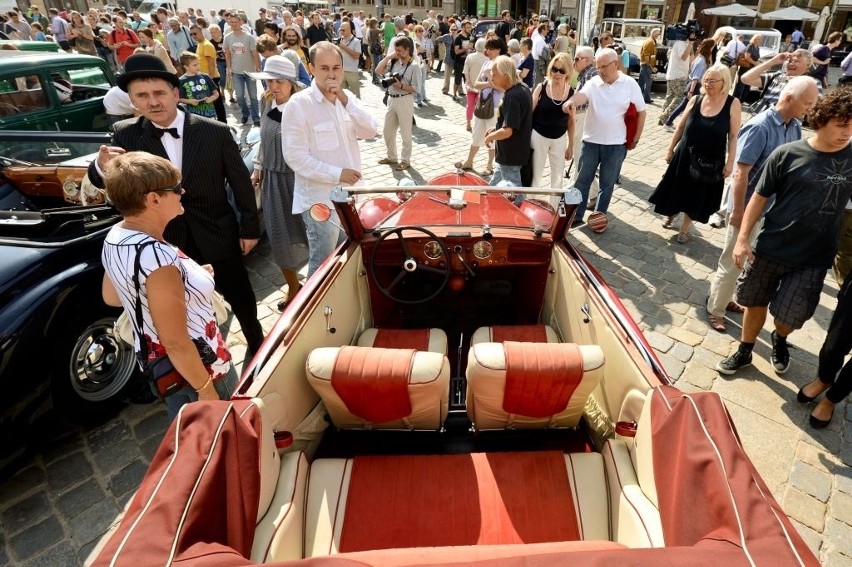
top-left (658, 29), bottom-right (693, 127)
top-left (376, 36), bottom-right (419, 171)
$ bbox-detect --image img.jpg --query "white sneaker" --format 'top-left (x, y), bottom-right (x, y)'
top-left (708, 213), bottom-right (726, 229)
top-left (663, 124), bottom-right (675, 133)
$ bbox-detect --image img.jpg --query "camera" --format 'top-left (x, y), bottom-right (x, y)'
top-left (665, 19), bottom-right (704, 42)
top-left (381, 73), bottom-right (402, 88)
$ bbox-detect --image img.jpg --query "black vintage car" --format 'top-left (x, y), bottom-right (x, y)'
top-left (0, 131), bottom-right (136, 469)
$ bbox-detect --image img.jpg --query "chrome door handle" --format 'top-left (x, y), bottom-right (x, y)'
top-left (581, 303), bottom-right (591, 324)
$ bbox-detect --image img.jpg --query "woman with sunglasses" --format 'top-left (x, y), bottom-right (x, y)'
top-left (649, 64), bottom-right (741, 244)
top-left (530, 53), bottom-right (575, 193)
top-left (101, 152), bottom-right (237, 420)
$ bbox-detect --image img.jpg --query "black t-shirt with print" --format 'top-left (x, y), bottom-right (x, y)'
top-left (453, 32), bottom-right (469, 63)
top-left (754, 139), bottom-right (852, 268)
top-left (495, 83), bottom-right (533, 166)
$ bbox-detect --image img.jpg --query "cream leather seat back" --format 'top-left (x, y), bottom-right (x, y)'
top-left (470, 324), bottom-right (560, 345)
top-left (307, 346), bottom-right (450, 430)
top-left (357, 327), bottom-right (449, 354)
top-left (466, 342), bottom-right (604, 430)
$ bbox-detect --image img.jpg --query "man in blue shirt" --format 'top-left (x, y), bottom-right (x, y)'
top-left (706, 76), bottom-right (819, 333)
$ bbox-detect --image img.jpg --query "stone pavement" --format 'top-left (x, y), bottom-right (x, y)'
top-left (1, 68), bottom-right (850, 566)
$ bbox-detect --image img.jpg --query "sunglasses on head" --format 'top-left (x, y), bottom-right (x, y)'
top-left (551, 67), bottom-right (567, 74)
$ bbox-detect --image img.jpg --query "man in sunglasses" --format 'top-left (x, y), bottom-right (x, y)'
top-left (563, 48), bottom-right (646, 232)
top-left (87, 53), bottom-right (265, 359)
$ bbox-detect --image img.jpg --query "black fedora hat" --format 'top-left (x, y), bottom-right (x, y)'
top-left (117, 53), bottom-right (180, 92)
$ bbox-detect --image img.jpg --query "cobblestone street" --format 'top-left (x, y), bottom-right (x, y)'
top-left (1, 67), bottom-right (850, 566)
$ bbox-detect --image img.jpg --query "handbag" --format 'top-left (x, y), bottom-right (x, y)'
top-left (370, 42), bottom-right (383, 55)
top-left (720, 54), bottom-right (735, 67)
top-left (120, 239), bottom-right (226, 398)
top-left (736, 50), bottom-right (753, 68)
top-left (687, 146), bottom-right (723, 183)
top-left (473, 90), bottom-right (495, 119)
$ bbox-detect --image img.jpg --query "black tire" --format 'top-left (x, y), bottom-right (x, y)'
top-left (51, 314), bottom-right (137, 418)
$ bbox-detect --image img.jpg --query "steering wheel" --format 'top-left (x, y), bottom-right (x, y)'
top-left (369, 226), bottom-right (450, 305)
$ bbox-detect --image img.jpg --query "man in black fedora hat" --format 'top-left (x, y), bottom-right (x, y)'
top-left (89, 52), bottom-right (266, 358)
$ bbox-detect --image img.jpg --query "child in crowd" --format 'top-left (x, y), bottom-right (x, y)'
top-left (31, 22), bottom-right (46, 41)
top-left (256, 36), bottom-right (281, 91)
top-left (178, 51), bottom-right (219, 119)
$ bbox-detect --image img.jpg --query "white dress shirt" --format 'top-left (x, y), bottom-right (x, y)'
top-left (281, 83), bottom-right (377, 214)
top-left (156, 110), bottom-right (186, 171)
top-left (94, 110), bottom-right (186, 178)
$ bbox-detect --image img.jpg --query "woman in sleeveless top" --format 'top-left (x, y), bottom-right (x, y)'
top-left (530, 53), bottom-right (575, 191)
top-left (101, 153), bottom-right (236, 420)
top-left (249, 56), bottom-right (309, 312)
top-left (649, 64), bottom-right (742, 243)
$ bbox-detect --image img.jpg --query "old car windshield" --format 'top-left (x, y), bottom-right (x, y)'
top-left (349, 187), bottom-right (561, 235)
top-left (622, 24), bottom-right (658, 38)
top-left (0, 137), bottom-right (103, 166)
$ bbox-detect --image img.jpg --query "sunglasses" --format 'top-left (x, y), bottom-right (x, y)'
top-left (595, 60), bottom-right (616, 71)
top-left (551, 67), bottom-right (567, 74)
top-left (143, 182), bottom-right (184, 196)
top-left (573, 56), bottom-right (585, 61)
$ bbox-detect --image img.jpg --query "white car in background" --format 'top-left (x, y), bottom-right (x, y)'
top-left (717, 26), bottom-right (782, 61)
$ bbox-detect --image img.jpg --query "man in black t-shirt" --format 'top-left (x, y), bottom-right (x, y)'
top-left (451, 20), bottom-right (472, 98)
top-left (718, 88), bottom-right (852, 378)
top-left (496, 10), bottom-right (513, 44)
top-left (484, 55), bottom-right (532, 189)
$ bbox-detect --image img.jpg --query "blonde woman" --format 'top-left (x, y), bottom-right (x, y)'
top-left (649, 64), bottom-right (741, 244)
top-left (139, 28), bottom-right (177, 74)
top-left (530, 53), bottom-right (575, 190)
top-left (249, 57), bottom-right (308, 311)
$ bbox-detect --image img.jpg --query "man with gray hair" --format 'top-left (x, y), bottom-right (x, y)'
top-left (740, 48), bottom-right (821, 114)
top-left (483, 56), bottom-right (532, 188)
top-left (166, 17), bottom-right (195, 71)
top-left (564, 48), bottom-right (646, 232)
top-left (705, 75), bottom-right (819, 333)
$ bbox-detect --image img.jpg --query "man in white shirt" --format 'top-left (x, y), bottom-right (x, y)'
top-left (658, 37), bottom-right (691, 125)
top-left (282, 42), bottom-right (377, 276)
top-left (531, 22), bottom-right (549, 86)
top-left (564, 48), bottom-right (647, 231)
top-left (352, 11), bottom-right (364, 39)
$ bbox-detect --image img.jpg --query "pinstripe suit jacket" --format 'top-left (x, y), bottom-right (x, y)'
top-left (88, 112), bottom-right (261, 263)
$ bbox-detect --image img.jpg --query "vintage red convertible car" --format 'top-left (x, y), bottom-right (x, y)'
top-left (90, 172), bottom-right (818, 566)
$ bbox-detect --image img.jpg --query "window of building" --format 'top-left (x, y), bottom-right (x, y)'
top-left (603, 2), bottom-right (625, 18)
top-left (432, 0), bottom-right (443, 7)
top-left (397, 0), bottom-right (407, 6)
top-left (414, 0), bottom-right (424, 6)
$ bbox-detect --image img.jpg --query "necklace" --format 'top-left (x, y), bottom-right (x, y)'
top-left (547, 81), bottom-right (570, 105)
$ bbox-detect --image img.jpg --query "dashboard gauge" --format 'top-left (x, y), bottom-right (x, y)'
top-left (472, 240), bottom-right (493, 260)
top-left (424, 241), bottom-right (444, 259)
top-left (62, 179), bottom-right (80, 199)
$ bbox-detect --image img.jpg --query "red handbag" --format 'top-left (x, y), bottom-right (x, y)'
top-left (624, 102), bottom-right (638, 149)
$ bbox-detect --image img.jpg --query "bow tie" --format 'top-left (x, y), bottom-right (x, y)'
top-left (154, 127), bottom-right (180, 139)
top-left (267, 108), bottom-right (282, 122)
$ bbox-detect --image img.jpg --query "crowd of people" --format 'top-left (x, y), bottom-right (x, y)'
top-left (11, 4), bottom-right (850, 428)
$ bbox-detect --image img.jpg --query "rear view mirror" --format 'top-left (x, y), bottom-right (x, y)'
top-left (309, 203), bottom-right (331, 223)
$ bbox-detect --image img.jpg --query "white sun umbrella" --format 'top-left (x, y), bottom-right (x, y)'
top-left (813, 6), bottom-right (830, 44)
top-left (685, 2), bottom-right (696, 21)
top-left (703, 3), bottom-right (759, 18)
top-left (759, 5), bottom-right (819, 21)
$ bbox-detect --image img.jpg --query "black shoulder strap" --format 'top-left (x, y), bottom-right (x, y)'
top-left (130, 238), bottom-right (160, 361)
